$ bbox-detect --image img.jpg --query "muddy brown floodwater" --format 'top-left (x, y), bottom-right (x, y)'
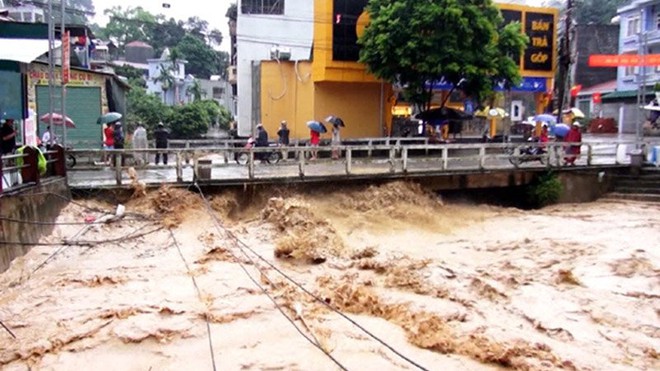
top-left (0, 182), bottom-right (658, 371)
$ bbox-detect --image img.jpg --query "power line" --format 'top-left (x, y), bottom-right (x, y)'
top-left (191, 182), bottom-right (428, 371)
top-left (169, 229), bottom-right (218, 371)
top-left (186, 184), bottom-right (349, 370)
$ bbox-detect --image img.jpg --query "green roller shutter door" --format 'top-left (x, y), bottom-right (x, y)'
top-left (36, 86), bottom-right (102, 148)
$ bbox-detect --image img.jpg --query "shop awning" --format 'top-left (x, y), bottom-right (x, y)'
top-left (602, 89), bottom-right (655, 100)
top-left (0, 38), bottom-right (61, 64)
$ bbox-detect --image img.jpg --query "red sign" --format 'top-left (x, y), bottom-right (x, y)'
top-left (570, 85), bottom-right (582, 98)
top-left (593, 92), bottom-right (602, 104)
top-left (62, 31), bottom-right (70, 85)
top-left (589, 54), bottom-right (660, 67)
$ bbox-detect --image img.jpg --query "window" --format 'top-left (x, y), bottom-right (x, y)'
top-left (625, 66), bottom-right (639, 76)
top-left (627, 17), bottom-right (640, 37)
top-left (241, 0), bottom-right (284, 15)
top-left (212, 87), bottom-right (224, 98)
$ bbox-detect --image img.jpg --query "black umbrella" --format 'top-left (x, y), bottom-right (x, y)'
top-left (415, 107), bottom-right (473, 121)
top-left (325, 115), bottom-right (345, 127)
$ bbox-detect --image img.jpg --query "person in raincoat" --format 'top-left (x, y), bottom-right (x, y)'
top-left (331, 122), bottom-right (342, 160)
top-left (564, 122), bottom-right (582, 166)
top-left (132, 123), bottom-right (148, 166)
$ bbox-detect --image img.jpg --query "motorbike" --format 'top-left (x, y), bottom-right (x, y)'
top-left (235, 138), bottom-right (281, 165)
top-left (506, 137), bottom-right (546, 166)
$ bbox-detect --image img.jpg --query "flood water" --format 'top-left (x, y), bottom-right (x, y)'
top-left (1, 182), bottom-right (658, 370)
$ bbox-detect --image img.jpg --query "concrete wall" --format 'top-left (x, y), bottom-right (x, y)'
top-left (260, 60), bottom-right (314, 139)
top-left (557, 170), bottom-right (620, 204)
top-left (0, 179), bottom-right (70, 273)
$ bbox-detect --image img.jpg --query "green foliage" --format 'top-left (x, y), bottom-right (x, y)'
top-left (174, 34), bottom-right (222, 79)
top-left (197, 100), bottom-right (221, 124)
top-left (103, 6), bottom-right (160, 49)
top-left (527, 172), bottom-right (563, 208)
top-left (217, 106), bottom-right (233, 130)
top-left (359, 0), bottom-right (528, 109)
top-left (114, 64), bottom-right (146, 88)
top-left (168, 102), bottom-right (211, 139)
top-left (125, 83), bottom-right (173, 134)
top-left (575, 0), bottom-right (627, 25)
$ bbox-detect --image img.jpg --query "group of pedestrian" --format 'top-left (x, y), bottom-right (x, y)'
top-left (102, 122), bottom-right (169, 166)
top-left (249, 118), bottom-right (342, 161)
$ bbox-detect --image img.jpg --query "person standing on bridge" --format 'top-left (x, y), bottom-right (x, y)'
top-left (564, 122), bottom-right (582, 166)
top-left (154, 123), bottom-right (170, 165)
top-left (113, 122), bottom-right (125, 167)
top-left (132, 123), bottom-right (148, 166)
top-left (277, 120), bottom-right (290, 160)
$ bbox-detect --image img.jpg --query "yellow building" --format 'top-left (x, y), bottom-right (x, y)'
top-left (258, 0), bottom-right (558, 139)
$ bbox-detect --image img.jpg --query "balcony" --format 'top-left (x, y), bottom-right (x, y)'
top-left (227, 65), bottom-right (237, 84)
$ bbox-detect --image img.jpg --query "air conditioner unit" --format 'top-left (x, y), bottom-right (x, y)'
top-left (270, 47), bottom-right (291, 61)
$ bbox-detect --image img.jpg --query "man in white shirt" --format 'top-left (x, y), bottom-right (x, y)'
top-left (41, 126), bottom-right (56, 150)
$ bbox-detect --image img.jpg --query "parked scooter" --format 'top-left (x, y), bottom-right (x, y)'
top-left (235, 137), bottom-right (281, 165)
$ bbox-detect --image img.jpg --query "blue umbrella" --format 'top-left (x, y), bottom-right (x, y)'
top-left (533, 114), bottom-right (557, 124)
top-left (97, 112), bottom-right (122, 125)
top-left (552, 124), bottom-right (570, 137)
top-left (307, 120), bottom-right (327, 133)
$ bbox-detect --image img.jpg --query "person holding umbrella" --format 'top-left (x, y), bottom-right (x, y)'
top-left (307, 120), bottom-right (326, 160)
top-left (113, 122), bottom-right (125, 166)
top-left (325, 116), bottom-right (345, 160)
top-left (41, 125), bottom-right (57, 151)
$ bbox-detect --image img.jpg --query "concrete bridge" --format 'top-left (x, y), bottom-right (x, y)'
top-left (1, 136), bottom-right (656, 194)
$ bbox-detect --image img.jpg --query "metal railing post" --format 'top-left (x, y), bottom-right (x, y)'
top-left (389, 147), bottom-right (396, 173)
top-left (115, 152), bottom-right (122, 185)
top-left (587, 143), bottom-right (593, 166)
top-left (367, 140), bottom-right (373, 158)
top-left (513, 147), bottom-right (521, 169)
top-left (402, 147), bottom-right (408, 173)
top-left (479, 146), bottom-right (486, 170)
top-left (248, 150), bottom-right (255, 179)
top-left (345, 148), bottom-right (352, 175)
top-left (223, 141), bottom-right (229, 164)
top-left (298, 148), bottom-right (305, 177)
top-left (176, 151), bottom-right (183, 182)
top-left (442, 147), bottom-right (448, 170)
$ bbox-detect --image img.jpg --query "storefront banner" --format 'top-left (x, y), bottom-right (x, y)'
top-left (427, 77), bottom-right (547, 93)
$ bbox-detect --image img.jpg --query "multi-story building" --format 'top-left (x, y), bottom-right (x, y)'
top-left (236, 0), bottom-right (314, 136)
top-left (235, 0), bottom-right (557, 139)
top-left (616, 0), bottom-right (660, 92)
top-left (146, 48), bottom-right (188, 106)
top-left (2, 0), bottom-right (44, 23)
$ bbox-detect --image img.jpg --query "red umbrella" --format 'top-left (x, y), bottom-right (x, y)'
top-left (39, 113), bottom-right (76, 128)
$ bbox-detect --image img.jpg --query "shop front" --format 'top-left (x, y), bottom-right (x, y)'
top-left (28, 62), bottom-right (109, 148)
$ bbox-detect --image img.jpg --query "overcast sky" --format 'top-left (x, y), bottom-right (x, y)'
top-left (92, 0), bottom-right (235, 51)
top-left (90, 0), bottom-right (548, 53)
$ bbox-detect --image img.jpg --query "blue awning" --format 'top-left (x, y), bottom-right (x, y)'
top-left (426, 77), bottom-right (547, 93)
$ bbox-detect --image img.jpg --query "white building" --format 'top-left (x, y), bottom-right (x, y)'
top-left (236, 0), bottom-right (314, 136)
top-left (198, 76), bottom-right (236, 116)
top-left (3, 2), bottom-right (44, 23)
top-left (146, 48), bottom-right (188, 106)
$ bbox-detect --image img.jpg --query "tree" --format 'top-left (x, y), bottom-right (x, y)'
top-left (125, 81), bottom-right (173, 135)
top-left (359, 0), bottom-right (528, 110)
top-left (543, 0), bottom-right (626, 25)
top-left (175, 34), bottom-right (221, 79)
top-left (153, 64), bottom-right (175, 104)
top-left (208, 29), bottom-right (224, 48)
top-left (187, 79), bottom-right (205, 101)
top-left (103, 6), bottom-right (159, 49)
top-left (169, 103), bottom-right (211, 139)
top-left (217, 106), bottom-right (233, 130)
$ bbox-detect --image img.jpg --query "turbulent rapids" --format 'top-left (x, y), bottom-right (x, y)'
top-left (0, 182), bottom-right (658, 370)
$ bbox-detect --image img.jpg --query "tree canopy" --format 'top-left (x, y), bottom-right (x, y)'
top-left (543, 0), bottom-right (627, 25)
top-left (359, 0), bottom-right (528, 109)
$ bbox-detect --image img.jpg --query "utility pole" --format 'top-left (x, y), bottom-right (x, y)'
top-left (636, 6), bottom-right (647, 143)
top-left (47, 0), bottom-right (55, 132)
top-left (60, 0), bottom-right (67, 146)
top-left (556, 0), bottom-right (574, 122)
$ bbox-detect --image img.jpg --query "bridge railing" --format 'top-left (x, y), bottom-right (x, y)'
top-left (0, 145), bottom-right (67, 194)
top-left (64, 139), bottom-right (657, 187)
